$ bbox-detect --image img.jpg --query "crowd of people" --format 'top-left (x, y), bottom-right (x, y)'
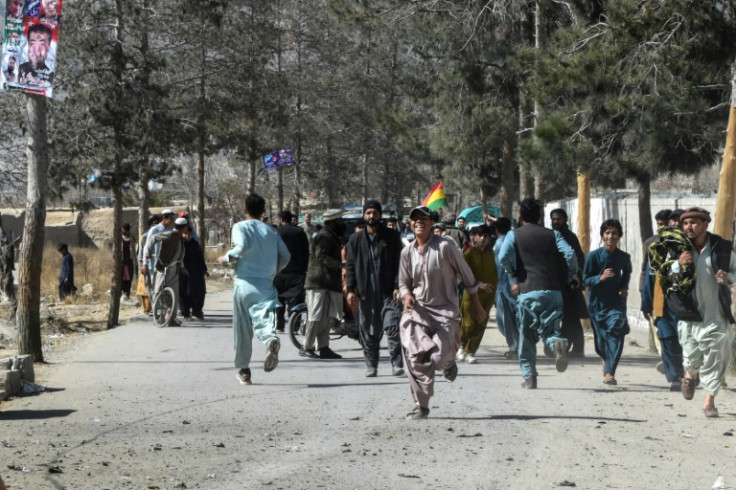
top-left (95, 195), bottom-right (733, 420)
top-left (137, 209), bottom-right (209, 325)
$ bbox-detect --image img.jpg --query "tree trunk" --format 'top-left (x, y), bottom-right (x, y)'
top-left (361, 153), bottom-right (368, 204)
top-left (247, 157), bottom-right (256, 194)
top-left (713, 96), bottom-right (736, 240)
top-left (500, 138), bottom-right (515, 218)
top-left (197, 44), bottom-right (207, 246)
top-left (16, 94), bottom-right (48, 362)
top-left (277, 167), bottom-right (284, 213)
top-left (518, 85), bottom-right (534, 199)
top-left (137, 0), bottom-right (151, 245)
top-left (576, 170), bottom-right (590, 255)
top-left (638, 173), bottom-right (653, 241)
top-left (106, 0), bottom-right (125, 329)
top-left (107, 184), bottom-right (123, 329)
top-left (138, 162), bottom-right (150, 242)
top-left (714, 71), bottom-right (736, 368)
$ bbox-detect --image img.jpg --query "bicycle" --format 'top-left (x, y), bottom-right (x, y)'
top-left (150, 261), bottom-right (180, 328)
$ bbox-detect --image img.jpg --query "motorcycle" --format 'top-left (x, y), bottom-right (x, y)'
top-left (287, 303), bottom-right (362, 350)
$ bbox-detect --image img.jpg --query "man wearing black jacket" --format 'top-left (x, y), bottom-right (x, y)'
top-left (274, 210), bottom-right (310, 332)
top-left (346, 200), bottom-right (404, 377)
top-left (550, 208), bottom-right (588, 357)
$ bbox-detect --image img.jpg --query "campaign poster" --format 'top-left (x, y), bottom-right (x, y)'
top-left (2, 0), bottom-right (62, 98)
top-left (262, 146), bottom-right (295, 171)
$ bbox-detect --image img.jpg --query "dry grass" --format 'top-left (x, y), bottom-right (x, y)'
top-left (41, 245), bottom-right (114, 303)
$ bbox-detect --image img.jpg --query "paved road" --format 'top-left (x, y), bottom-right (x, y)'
top-left (1, 290), bottom-right (736, 489)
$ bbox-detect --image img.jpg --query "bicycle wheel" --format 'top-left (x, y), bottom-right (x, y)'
top-left (287, 303), bottom-right (308, 349)
top-left (152, 287), bottom-right (177, 327)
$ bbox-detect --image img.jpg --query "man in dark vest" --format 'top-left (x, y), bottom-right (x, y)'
top-left (498, 198), bottom-right (578, 389)
top-left (274, 210), bottom-right (310, 332)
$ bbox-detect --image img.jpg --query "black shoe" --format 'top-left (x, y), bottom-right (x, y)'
top-left (443, 362), bottom-right (458, 382)
top-left (193, 313), bottom-right (204, 320)
top-left (553, 339), bottom-right (568, 373)
top-left (299, 348), bottom-right (320, 359)
top-left (521, 376), bottom-right (537, 389)
top-left (319, 347), bottom-right (342, 359)
top-left (237, 368), bottom-right (252, 385)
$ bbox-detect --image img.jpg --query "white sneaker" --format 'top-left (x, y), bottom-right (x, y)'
top-left (465, 353), bottom-right (478, 364)
top-left (263, 337), bottom-right (280, 372)
top-left (456, 347), bottom-right (466, 362)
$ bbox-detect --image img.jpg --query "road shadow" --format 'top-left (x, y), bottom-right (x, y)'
top-left (305, 381), bottom-right (406, 388)
top-left (0, 409), bottom-right (76, 420)
top-left (434, 414), bottom-right (648, 422)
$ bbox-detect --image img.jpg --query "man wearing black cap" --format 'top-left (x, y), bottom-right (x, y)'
top-left (672, 207), bottom-right (736, 417)
top-left (669, 209), bottom-right (685, 228)
top-left (550, 208), bottom-right (588, 357)
top-left (346, 200), bottom-right (404, 377)
top-left (399, 206), bottom-right (486, 419)
top-left (274, 210), bottom-right (310, 332)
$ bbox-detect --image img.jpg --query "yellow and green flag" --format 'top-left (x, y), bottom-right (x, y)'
top-left (421, 181), bottom-right (448, 211)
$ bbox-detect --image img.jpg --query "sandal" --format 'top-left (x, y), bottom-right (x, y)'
top-left (406, 405), bottom-right (429, 420)
top-left (602, 376), bottom-right (617, 386)
top-left (704, 405), bottom-right (719, 418)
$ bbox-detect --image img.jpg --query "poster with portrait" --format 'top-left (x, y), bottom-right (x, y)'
top-left (262, 146), bottom-right (295, 171)
top-left (2, 0), bottom-right (62, 98)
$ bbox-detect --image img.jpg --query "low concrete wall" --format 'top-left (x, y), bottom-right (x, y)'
top-left (0, 354), bottom-right (34, 401)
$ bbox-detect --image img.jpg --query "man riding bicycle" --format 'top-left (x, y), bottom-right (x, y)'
top-left (142, 217), bottom-right (188, 326)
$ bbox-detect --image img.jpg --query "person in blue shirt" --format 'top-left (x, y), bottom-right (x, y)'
top-left (218, 194), bottom-right (290, 385)
top-left (582, 219), bottom-right (632, 386)
top-left (492, 218), bottom-right (519, 360)
top-left (57, 243), bottom-right (77, 300)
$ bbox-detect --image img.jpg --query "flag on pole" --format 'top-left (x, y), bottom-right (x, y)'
top-left (422, 181), bottom-right (448, 211)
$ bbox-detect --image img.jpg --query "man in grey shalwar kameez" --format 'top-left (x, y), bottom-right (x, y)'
top-left (399, 206), bottom-right (486, 420)
top-left (672, 207), bottom-right (736, 418)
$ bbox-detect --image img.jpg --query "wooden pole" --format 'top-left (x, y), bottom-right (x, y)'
top-left (577, 170), bottom-right (590, 255)
top-left (713, 86), bottom-right (736, 240)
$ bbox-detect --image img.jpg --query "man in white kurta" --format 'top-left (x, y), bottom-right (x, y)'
top-left (399, 206), bottom-right (487, 420)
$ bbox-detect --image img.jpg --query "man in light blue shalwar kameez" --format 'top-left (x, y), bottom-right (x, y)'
top-left (493, 218), bottom-right (519, 359)
top-left (218, 194), bottom-right (290, 385)
top-left (498, 199), bottom-right (577, 389)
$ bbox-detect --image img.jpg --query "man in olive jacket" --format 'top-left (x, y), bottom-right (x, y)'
top-left (302, 209), bottom-right (345, 360)
top-left (346, 200), bottom-right (404, 377)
